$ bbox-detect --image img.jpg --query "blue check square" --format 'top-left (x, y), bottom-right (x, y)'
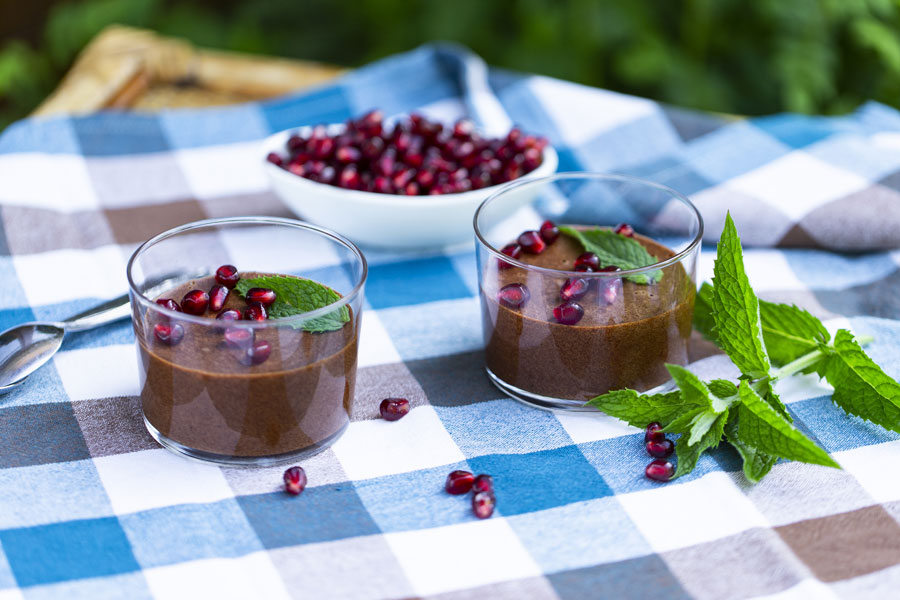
top-left (72, 114), bottom-right (170, 156)
top-left (160, 104), bottom-right (270, 149)
top-left (467, 446), bottom-right (612, 516)
top-left (120, 499), bottom-right (263, 568)
top-left (788, 396), bottom-right (900, 453)
top-left (354, 462), bottom-right (474, 533)
top-left (754, 113), bottom-right (837, 149)
top-left (434, 399), bottom-right (574, 457)
top-left (366, 256), bottom-right (471, 309)
top-left (1, 517), bottom-right (139, 587)
top-left (237, 483), bottom-right (380, 548)
top-left (0, 403), bottom-right (90, 468)
top-left (262, 87), bottom-right (352, 133)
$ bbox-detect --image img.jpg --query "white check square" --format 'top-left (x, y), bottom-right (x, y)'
top-left (833, 440), bottom-right (900, 504)
top-left (530, 76), bottom-right (658, 146)
top-left (726, 151), bottom-right (869, 221)
top-left (555, 411), bottom-right (639, 445)
top-left (0, 153), bottom-right (97, 212)
top-left (93, 449), bottom-right (234, 515)
top-left (143, 552), bottom-right (290, 600)
top-left (86, 153), bottom-right (191, 208)
top-left (53, 344), bottom-right (139, 401)
top-left (331, 406), bottom-right (465, 480)
top-left (385, 518), bottom-right (541, 596)
top-left (618, 471), bottom-right (768, 552)
top-left (13, 245), bottom-right (128, 306)
top-left (175, 141), bottom-right (269, 200)
top-left (357, 310), bottom-right (402, 368)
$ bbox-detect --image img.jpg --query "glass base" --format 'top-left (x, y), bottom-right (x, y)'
top-left (144, 417), bottom-right (348, 467)
top-left (485, 367), bottom-right (676, 413)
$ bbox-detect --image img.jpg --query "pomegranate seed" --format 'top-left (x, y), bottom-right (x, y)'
top-left (647, 439), bottom-right (675, 458)
top-left (153, 323), bottom-right (184, 346)
top-left (522, 148), bottom-right (542, 171)
top-left (375, 150), bottom-right (396, 176)
top-left (553, 301), bottom-right (584, 325)
top-left (445, 470), bottom-right (475, 495)
top-left (288, 163), bottom-right (306, 177)
top-left (357, 110), bottom-right (384, 135)
top-left (335, 146), bottom-right (361, 163)
top-left (286, 135), bottom-right (305, 153)
top-left (539, 220), bottom-right (559, 244)
top-left (497, 283), bottom-right (530, 309)
top-left (645, 459), bottom-right (674, 482)
top-left (498, 243), bottom-right (521, 270)
top-left (361, 137), bottom-right (384, 160)
top-left (208, 285), bottom-right (229, 312)
top-left (311, 137), bottom-right (335, 160)
top-left (244, 302), bottom-right (267, 321)
top-left (215, 265), bottom-right (240, 288)
top-left (319, 165), bottom-right (336, 184)
top-left (283, 466), bottom-right (307, 496)
top-left (339, 165), bottom-right (362, 189)
top-left (645, 422), bottom-right (665, 443)
top-left (379, 398), bottom-right (410, 421)
top-left (502, 162), bottom-right (523, 182)
top-left (241, 340), bottom-right (272, 365)
top-left (392, 168), bottom-right (414, 189)
top-left (473, 474), bottom-right (493, 494)
top-left (372, 176), bottom-right (394, 194)
top-left (181, 290), bottom-right (209, 315)
top-left (216, 309), bottom-right (242, 322)
top-left (453, 119), bottom-right (475, 138)
top-left (415, 169), bottom-right (436, 189)
top-left (615, 223), bottom-right (635, 237)
top-left (245, 288), bottom-right (277, 307)
top-left (155, 298), bottom-right (182, 312)
top-left (224, 326), bottom-right (254, 349)
top-left (574, 253), bottom-right (600, 271)
top-left (518, 230), bottom-right (546, 254)
top-left (470, 170), bottom-right (492, 189)
top-left (266, 152), bottom-right (283, 167)
top-left (600, 279), bottom-right (623, 305)
top-left (472, 491), bottom-right (495, 519)
top-left (402, 182), bottom-right (420, 195)
top-left (560, 278), bottom-right (590, 302)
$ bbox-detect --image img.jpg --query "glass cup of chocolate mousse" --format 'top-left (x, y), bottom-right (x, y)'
top-left (474, 172), bottom-right (703, 411)
top-left (126, 217), bottom-right (367, 465)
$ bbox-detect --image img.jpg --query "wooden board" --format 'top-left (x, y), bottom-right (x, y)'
top-left (32, 25), bottom-right (344, 116)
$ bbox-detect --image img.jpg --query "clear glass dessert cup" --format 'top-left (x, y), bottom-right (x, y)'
top-left (474, 172), bottom-right (703, 411)
top-left (126, 217), bottom-right (367, 465)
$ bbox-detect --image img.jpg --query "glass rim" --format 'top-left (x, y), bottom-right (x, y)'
top-left (473, 171), bottom-right (705, 278)
top-left (126, 216), bottom-right (368, 328)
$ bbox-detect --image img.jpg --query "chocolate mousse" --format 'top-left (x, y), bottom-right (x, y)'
top-left (137, 272), bottom-right (357, 460)
top-left (481, 227), bottom-right (694, 402)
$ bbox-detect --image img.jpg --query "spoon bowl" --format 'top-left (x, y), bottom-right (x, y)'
top-left (0, 323), bottom-right (65, 389)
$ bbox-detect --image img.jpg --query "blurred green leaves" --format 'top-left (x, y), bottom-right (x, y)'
top-left (3, 0), bottom-right (900, 130)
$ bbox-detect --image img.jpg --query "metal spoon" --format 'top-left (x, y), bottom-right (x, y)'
top-left (0, 293), bottom-right (132, 393)
top-left (0, 271), bottom-right (198, 395)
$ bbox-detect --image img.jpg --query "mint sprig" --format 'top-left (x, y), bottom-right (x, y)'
top-left (235, 275), bottom-right (349, 333)
top-left (588, 211), bottom-right (898, 483)
top-left (559, 226), bottom-right (662, 284)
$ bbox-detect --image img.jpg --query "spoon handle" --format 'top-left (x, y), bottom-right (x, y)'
top-left (63, 294), bottom-right (131, 332)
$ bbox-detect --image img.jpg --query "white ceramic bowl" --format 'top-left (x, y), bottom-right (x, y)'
top-left (262, 125), bottom-right (558, 250)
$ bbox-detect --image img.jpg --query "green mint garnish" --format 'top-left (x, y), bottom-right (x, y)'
top-left (558, 226), bottom-right (662, 284)
top-left (821, 329), bottom-right (900, 431)
top-left (235, 275), bottom-right (349, 333)
top-left (710, 216), bottom-right (770, 378)
top-left (587, 211), bottom-right (899, 484)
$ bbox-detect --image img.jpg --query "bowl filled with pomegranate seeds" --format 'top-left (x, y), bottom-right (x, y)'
top-left (263, 110), bottom-right (557, 249)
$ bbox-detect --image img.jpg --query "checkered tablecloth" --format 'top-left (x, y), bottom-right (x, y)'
top-left (1, 44), bottom-right (900, 600)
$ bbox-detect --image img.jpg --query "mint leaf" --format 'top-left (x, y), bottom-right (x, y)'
top-left (822, 329), bottom-right (900, 433)
top-left (663, 407), bottom-right (707, 434)
top-left (725, 417), bottom-right (777, 483)
top-left (708, 379), bottom-right (738, 399)
top-left (674, 410), bottom-right (728, 478)
top-left (694, 282), bottom-right (717, 343)
top-left (736, 381), bottom-right (839, 468)
top-left (585, 389), bottom-right (701, 428)
top-left (667, 364), bottom-right (729, 413)
top-left (753, 377), bottom-right (792, 423)
top-left (559, 226), bottom-right (662, 284)
top-left (759, 300), bottom-right (830, 367)
top-left (235, 275), bottom-right (349, 333)
top-left (711, 213), bottom-right (770, 378)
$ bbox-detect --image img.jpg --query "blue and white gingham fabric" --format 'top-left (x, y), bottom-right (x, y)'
top-left (1, 44), bottom-right (900, 599)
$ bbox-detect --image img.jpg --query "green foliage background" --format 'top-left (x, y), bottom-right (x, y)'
top-left (3, 0), bottom-right (900, 130)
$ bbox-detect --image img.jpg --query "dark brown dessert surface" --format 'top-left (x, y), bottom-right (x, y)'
top-left (138, 274), bottom-right (357, 458)
top-left (482, 230), bottom-right (694, 401)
